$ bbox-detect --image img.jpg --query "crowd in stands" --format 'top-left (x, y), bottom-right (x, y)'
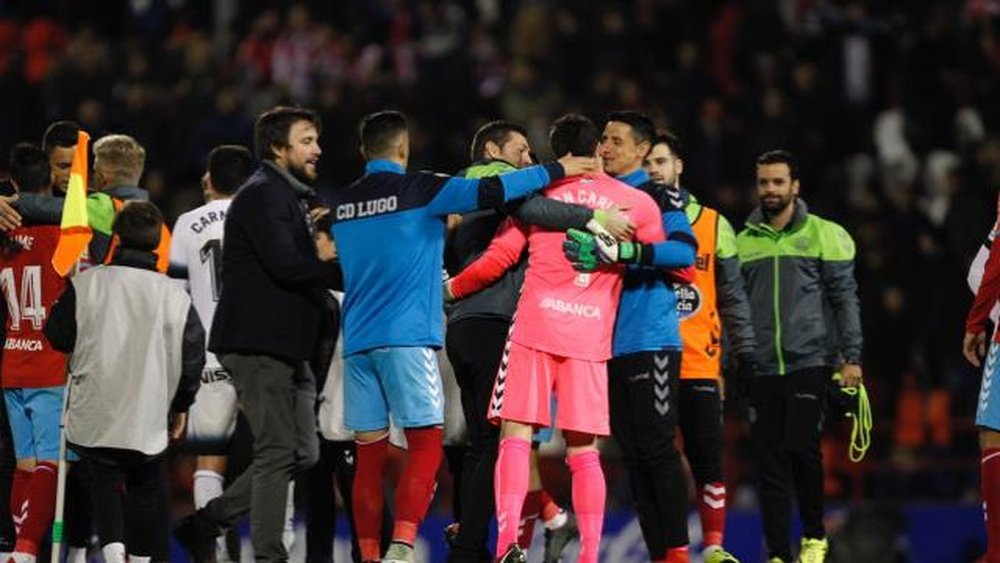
top-left (0, 0), bottom-right (997, 505)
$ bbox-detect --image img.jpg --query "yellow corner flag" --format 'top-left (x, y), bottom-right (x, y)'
top-left (51, 131), bottom-right (92, 276)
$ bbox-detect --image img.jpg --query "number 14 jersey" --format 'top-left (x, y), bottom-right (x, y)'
top-left (170, 198), bottom-right (230, 369)
top-left (0, 224), bottom-right (68, 388)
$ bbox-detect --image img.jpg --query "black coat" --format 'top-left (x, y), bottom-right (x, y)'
top-left (208, 162), bottom-right (339, 363)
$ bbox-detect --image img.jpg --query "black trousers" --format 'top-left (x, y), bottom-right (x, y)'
top-left (748, 368), bottom-right (828, 562)
top-left (303, 438), bottom-right (391, 563)
top-left (74, 447), bottom-right (168, 559)
top-left (677, 379), bottom-right (724, 486)
top-left (66, 463), bottom-right (95, 550)
top-left (609, 350), bottom-right (688, 559)
top-left (445, 317), bottom-right (509, 563)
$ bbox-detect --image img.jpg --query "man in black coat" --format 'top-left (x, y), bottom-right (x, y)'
top-left (176, 106), bottom-right (339, 562)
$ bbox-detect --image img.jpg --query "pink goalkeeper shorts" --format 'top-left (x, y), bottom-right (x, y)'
top-left (488, 340), bottom-right (609, 436)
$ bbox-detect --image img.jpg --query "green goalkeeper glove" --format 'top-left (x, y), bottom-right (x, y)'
top-left (563, 229), bottom-right (600, 272)
top-left (585, 217), bottom-right (646, 265)
top-left (564, 228), bottom-right (647, 271)
top-left (604, 239), bottom-right (642, 264)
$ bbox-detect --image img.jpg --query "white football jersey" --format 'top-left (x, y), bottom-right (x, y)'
top-left (170, 198), bottom-right (231, 369)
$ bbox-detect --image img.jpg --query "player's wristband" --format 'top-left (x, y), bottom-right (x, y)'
top-left (618, 241), bottom-right (654, 266)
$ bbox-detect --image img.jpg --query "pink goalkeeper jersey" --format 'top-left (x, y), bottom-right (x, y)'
top-left (463, 172), bottom-right (664, 361)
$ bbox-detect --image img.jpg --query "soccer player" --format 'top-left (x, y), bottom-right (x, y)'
top-left (8, 134), bottom-right (170, 270)
top-left (964, 193), bottom-right (1000, 563)
top-left (41, 120), bottom-right (79, 196)
top-left (446, 120), bottom-right (631, 562)
top-left (169, 145), bottom-right (254, 561)
top-left (45, 201), bottom-right (204, 563)
top-left (446, 114), bottom-right (667, 563)
top-left (309, 290), bottom-right (396, 563)
top-left (645, 132), bottom-right (756, 563)
top-left (0, 144), bottom-right (68, 563)
top-left (736, 150), bottom-right (862, 563)
top-left (329, 110), bottom-right (597, 563)
top-left (579, 111), bottom-right (698, 563)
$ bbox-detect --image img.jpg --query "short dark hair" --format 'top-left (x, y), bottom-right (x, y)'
top-left (756, 149), bottom-right (799, 181)
top-left (606, 110), bottom-right (656, 148)
top-left (652, 130), bottom-right (683, 160)
top-left (549, 114), bottom-right (599, 158)
top-left (360, 111), bottom-right (408, 158)
top-left (112, 200), bottom-right (164, 251)
top-left (208, 145), bottom-right (254, 194)
top-left (41, 121), bottom-right (79, 155)
top-left (470, 120), bottom-right (528, 162)
top-left (9, 143), bottom-right (51, 194)
top-left (254, 106), bottom-right (322, 161)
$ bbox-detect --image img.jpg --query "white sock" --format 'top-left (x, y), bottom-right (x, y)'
top-left (543, 510), bottom-right (568, 530)
top-left (66, 547), bottom-right (88, 563)
top-left (10, 552), bottom-right (37, 563)
top-left (101, 542), bottom-right (125, 563)
top-left (282, 481), bottom-right (295, 552)
top-left (193, 469), bottom-right (225, 510)
top-left (215, 535), bottom-right (230, 563)
top-left (128, 556), bottom-right (151, 563)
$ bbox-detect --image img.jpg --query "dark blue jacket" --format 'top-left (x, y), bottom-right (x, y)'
top-left (209, 162), bottom-right (340, 362)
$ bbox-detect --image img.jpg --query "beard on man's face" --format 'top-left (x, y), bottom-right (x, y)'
top-left (761, 192), bottom-right (793, 213)
top-left (287, 161), bottom-right (317, 184)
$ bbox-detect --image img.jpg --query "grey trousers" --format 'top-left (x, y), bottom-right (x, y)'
top-left (205, 354), bottom-right (319, 562)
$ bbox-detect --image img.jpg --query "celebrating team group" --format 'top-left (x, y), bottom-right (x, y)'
top-left (0, 104), bottom-right (863, 563)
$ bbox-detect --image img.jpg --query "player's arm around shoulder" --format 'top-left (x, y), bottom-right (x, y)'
top-left (629, 188), bottom-right (668, 244)
top-left (426, 162), bottom-right (565, 216)
top-left (446, 217), bottom-right (528, 300)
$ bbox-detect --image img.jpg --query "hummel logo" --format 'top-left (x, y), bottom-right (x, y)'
top-left (655, 399), bottom-right (670, 416)
top-left (654, 354), bottom-right (670, 370)
top-left (654, 385), bottom-right (670, 401)
top-left (654, 369), bottom-right (670, 385)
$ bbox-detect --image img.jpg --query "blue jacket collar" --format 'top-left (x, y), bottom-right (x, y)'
top-left (365, 159), bottom-right (406, 175)
top-left (617, 168), bottom-right (649, 187)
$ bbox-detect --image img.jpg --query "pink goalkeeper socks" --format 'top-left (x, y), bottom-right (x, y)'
top-left (568, 450), bottom-right (606, 563)
top-left (494, 437), bottom-right (531, 557)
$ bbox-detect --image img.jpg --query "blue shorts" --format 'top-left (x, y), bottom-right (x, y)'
top-left (5, 386), bottom-right (64, 461)
top-left (979, 341), bottom-right (1000, 431)
top-left (344, 347), bottom-right (444, 432)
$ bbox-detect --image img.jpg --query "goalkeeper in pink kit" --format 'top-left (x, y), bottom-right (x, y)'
top-left (447, 115), bottom-right (666, 563)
